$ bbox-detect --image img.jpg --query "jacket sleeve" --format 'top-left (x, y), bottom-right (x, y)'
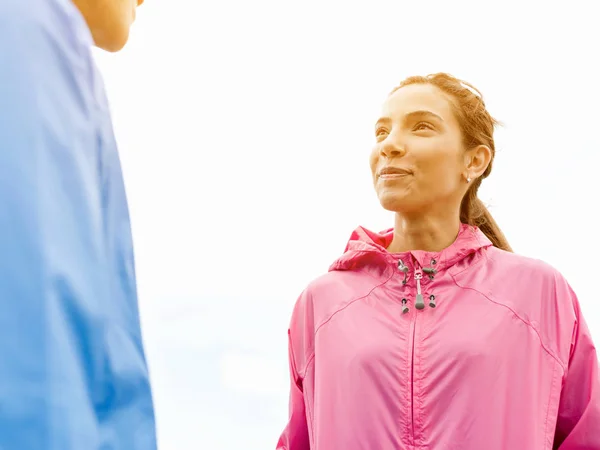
top-left (276, 330), bottom-right (311, 450)
top-left (554, 289), bottom-right (600, 449)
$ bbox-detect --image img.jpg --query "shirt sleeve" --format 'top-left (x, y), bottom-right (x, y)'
top-left (0, 4), bottom-right (113, 449)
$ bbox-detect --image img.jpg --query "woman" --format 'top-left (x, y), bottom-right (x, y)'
top-left (276, 73), bottom-right (600, 449)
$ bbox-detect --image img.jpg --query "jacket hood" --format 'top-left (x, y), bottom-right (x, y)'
top-left (329, 222), bottom-right (494, 272)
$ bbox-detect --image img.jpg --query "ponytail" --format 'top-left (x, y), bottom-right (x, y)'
top-left (460, 185), bottom-right (512, 252)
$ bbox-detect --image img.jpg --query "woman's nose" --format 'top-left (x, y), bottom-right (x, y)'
top-left (380, 139), bottom-right (406, 158)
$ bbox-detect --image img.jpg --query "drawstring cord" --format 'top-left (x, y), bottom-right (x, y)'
top-left (398, 259), bottom-right (409, 285)
top-left (398, 259), bottom-right (438, 313)
top-left (423, 267), bottom-right (437, 308)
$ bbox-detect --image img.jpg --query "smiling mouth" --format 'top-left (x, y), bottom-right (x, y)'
top-left (378, 168), bottom-right (412, 179)
top-left (380, 172), bottom-right (409, 178)
top-left (379, 174), bottom-right (410, 183)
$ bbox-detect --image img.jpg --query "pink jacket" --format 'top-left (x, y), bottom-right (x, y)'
top-left (277, 224), bottom-right (600, 449)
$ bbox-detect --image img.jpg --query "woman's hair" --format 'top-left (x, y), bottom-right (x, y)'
top-left (392, 73), bottom-right (512, 252)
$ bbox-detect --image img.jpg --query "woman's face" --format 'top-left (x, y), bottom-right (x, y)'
top-left (369, 83), bottom-right (468, 215)
top-left (74, 0), bottom-right (144, 52)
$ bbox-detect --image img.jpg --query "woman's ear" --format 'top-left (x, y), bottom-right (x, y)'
top-left (464, 145), bottom-right (492, 179)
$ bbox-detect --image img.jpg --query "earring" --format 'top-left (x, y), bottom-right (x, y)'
top-left (466, 175), bottom-right (471, 183)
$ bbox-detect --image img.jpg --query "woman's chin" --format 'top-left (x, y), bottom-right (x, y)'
top-left (378, 193), bottom-right (411, 213)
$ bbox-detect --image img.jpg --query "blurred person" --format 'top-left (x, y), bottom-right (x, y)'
top-left (0, 0), bottom-right (155, 448)
top-left (276, 73), bottom-right (600, 449)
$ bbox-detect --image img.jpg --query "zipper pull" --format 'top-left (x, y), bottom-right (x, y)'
top-left (414, 270), bottom-right (425, 310)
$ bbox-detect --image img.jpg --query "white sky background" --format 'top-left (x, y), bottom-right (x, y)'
top-left (93, 1), bottom-right (600, 448)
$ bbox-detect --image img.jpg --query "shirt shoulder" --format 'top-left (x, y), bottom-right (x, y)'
top-left (0, 0), bottom-right (95, 87)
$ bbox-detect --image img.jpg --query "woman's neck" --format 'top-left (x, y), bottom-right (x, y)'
top-left (387, 211), bottom-right (461, 253)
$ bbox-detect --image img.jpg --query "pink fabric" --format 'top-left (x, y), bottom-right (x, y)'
top-left (277, 224), bottom-right (600, 449)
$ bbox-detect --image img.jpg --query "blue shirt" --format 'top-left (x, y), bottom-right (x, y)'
top-left (0, 0), bottom-right (156, 448)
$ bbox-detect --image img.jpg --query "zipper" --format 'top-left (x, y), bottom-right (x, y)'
top-left (399, 259), bottom-right (422, 446)
top-left (411, 267), bottom-right (425, 445)
top-left (409, 309), bottom-right (418, 446)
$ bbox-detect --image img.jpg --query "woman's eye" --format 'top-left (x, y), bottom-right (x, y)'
top-left (414, 122), bottom-right (433, 131)
top-left (375, 128), bottom-right (389, 138)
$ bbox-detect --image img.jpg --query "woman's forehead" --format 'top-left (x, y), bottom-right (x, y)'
top-left (382, 84), bottom-right (454, 122)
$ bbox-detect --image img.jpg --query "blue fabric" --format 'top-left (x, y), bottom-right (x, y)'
top-left (0, 0), bottom-right (156, 448)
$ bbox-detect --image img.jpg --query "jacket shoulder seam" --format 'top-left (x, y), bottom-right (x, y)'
top-left (299, 268), bottom-right (396, 378)
top-left (449, 272), bottom-right (566, 371)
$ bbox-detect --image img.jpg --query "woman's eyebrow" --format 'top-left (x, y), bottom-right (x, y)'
top-left (375, 110), bottom-right (444, 130)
